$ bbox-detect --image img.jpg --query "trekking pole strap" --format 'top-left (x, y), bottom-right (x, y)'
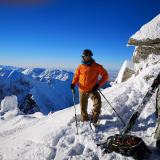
top-left (98, 88), bottom-right (126, 126)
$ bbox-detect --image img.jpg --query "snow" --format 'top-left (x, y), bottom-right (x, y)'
top-left (134, 54), bottom-right (160, 74)
top-left (116, 60), bottom-right (135, 83)
top-left (0, 95), bottom-right (18, 112)
top-left (131, 14), bottom-right (160, 40)
top-left (0, 54), bottom-right (160, 159)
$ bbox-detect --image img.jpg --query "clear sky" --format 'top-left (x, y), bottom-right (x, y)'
top-left (0, 0), bottom-right (160, 71)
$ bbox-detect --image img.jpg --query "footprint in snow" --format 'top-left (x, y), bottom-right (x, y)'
top-left (67, 135), bottom-right (75, 144)
top-left (67, 143), bottom-right (85, 156)
top-left (52, 130), bottom-right (65, 146)
top-left (67, 114), bottom-right (82, 126)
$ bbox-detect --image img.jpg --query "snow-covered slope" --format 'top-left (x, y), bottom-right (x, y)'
top-left (0, 55), bottom-right (160, 159)
top-left (131, 14), bottom-right (160, 40)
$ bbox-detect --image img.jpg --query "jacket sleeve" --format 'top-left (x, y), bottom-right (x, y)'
top-left (97, 65), bottom-right (109, 87)
top-left (72, 65), bottom-right (81, 87)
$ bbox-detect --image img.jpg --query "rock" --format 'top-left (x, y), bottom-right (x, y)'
top-left (132, 46), bottom-right (160, 63)
top-left (143, 75), bottom-right (155, 81)
top-left (19, 94), bottom-right (40, 114)
top-left (117, 60), bottom-right (135, 83)
top-left (128, 38), bottom-right (160, 48)
top-left (122, 67), bottom-right (135, 82)
top-left (127, 14), bottom-right (160, 63)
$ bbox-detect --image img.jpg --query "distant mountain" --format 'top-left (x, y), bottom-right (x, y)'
top-left (0, 66), bottom-right (79, 114)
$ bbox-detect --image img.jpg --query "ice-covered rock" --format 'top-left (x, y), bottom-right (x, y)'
top-left (127, 14), bottom-right (160, 63)
top-left (116, 60), bottom-right (135, 83)
top-left (130, 14), bottom-right (160, 41)
top-left (1, 95), bottom-right (18, 112)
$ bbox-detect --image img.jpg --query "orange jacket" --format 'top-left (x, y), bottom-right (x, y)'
top-left (72, 60), bottom-right (109, 92)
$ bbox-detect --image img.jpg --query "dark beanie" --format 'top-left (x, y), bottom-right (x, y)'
top-left (82, 49), bottom-right (93, 56)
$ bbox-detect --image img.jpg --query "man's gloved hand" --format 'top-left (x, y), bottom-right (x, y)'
top-left (93, 84), bottom-right (99, 90)
top-left (70, 84), bottom-right (75, 89)
top-left (70, 84), bottom-right (76, 94)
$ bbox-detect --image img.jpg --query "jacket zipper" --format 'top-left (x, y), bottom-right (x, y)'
top-left (84, 66), bottom-right (88, 92)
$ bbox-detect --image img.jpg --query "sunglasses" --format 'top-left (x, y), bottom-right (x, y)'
top-left (82, 56), bottom-right (88, 59)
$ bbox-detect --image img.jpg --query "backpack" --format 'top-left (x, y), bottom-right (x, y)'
top-left (98, 134), bottom-right (152, 160)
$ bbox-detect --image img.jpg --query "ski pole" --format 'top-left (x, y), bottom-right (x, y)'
top-left (72, 89), bottom-right (78, 135)
top-left (98, 88), bottom-right (126, 126)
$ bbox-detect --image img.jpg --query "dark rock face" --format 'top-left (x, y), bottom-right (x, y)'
top-left (122, 68), bottom-right (135, 82)
top-left (128, 38), bottom-right (160, 48)
top-left (131, 45), bottom-right (160, 63)
top-left (19, 94), bottom-right (40, 114)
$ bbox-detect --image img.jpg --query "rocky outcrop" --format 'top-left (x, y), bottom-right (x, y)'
top-left (128, 38), bottom-right (160, 48)
top-left (131, 45), bottom-right (160, 63)
top-left (19, 94), bottom-right (40, 114)
top-left (127, 14), bottom-right (160, 63)
top-left (115, 60), bottom-right (135, 84)
top-left (113, 14), bottom-right (160, 85)
top-left (122, 67), bottom-right (135, 82)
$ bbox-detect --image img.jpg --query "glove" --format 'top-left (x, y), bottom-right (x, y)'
top-left (70, 84), bottom-right (76, 94)
top-left (70, 84), bottom-right (75, 89)
top-left (93, 84), bottom-right (99, 90)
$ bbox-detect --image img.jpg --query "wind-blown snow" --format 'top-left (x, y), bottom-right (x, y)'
top-left (131, 14), bottom-right (160, 40)
top-left (0, 54), bottom-right (160, 159)
top-left (0, 95), bottom-right (17, 112)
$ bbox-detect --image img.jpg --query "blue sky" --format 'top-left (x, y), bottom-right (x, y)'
top-left (0, 0), bottom-right (160, 71)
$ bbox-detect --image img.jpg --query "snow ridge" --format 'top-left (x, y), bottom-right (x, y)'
top-left (131, 14), bottom-right (160, 40)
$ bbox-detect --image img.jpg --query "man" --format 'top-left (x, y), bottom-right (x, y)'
top-left (70, 49), bottom-right (109, 130)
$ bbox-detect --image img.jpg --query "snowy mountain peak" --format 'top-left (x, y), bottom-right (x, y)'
top-left (113, 15), bottom-right (160, 85)
top-left (22, 67), bottom-right (46, 77)
top-left (22, 67), bottom-right (74, 82)
top-left (131, 14), bottom-right (160, 40)
top-left (126, 14), bottom-right (160, 63)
